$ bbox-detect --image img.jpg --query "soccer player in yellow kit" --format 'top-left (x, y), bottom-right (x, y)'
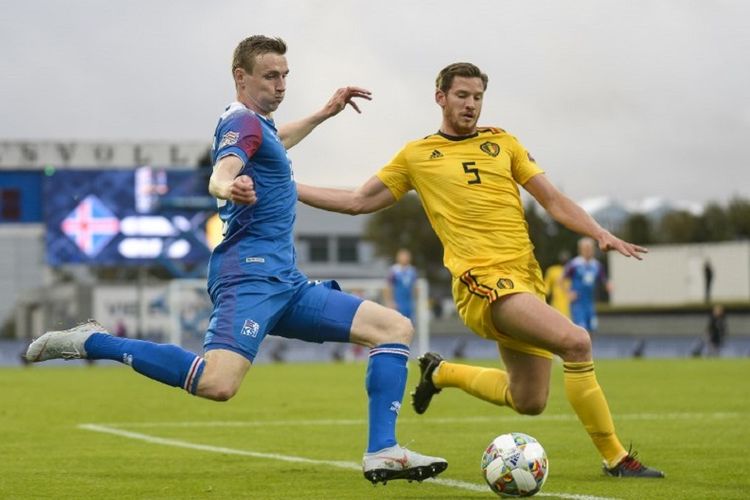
top-left (296, 62), bottom-right (664, 478)
top-left (544, 252), bottom-right (572, 319)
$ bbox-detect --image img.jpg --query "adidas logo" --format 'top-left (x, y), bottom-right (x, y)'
top-left (430, 150), bottom-right (443, 159)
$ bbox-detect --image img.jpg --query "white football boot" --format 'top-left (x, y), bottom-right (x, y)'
top-left (25, 320), bottom-right (108, 362)
top-left (362, 444), bottom-right (448, 484)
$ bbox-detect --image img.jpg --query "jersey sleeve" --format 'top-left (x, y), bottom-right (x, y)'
top-left (215, 111), bottom-right (263, 165)
top-left (375, 146), bottom-right (413, 201)
top-left (508, 135), bottom-right (544, 185)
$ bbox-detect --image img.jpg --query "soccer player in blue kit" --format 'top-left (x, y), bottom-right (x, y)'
top-left (385, 249), bottom-right (418, 321)
top-left (26, 35), bottom-right (447, 485)
top-left (565, 237), bottom-right (611, 332)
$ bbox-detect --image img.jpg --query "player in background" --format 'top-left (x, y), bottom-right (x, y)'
top-left (565, 237), bottom-right (611, 332)
top-left (26, 35), bottom-right (447, 485)
top-left (543, 251), bottom-right (572, 319)
top-left (384, 248), bottom-right (418, 321)
top-left (704, 304), bottom-right (727, 357)
top-left (296, 62), bottom-right (664, 478)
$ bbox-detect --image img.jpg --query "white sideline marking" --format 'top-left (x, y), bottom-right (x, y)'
top-left (93, 411), bottom-right (741, 428)
top-left (78, 424), bottom-right (357, 469)
top-left (78, 423), bottom-right (618, 500)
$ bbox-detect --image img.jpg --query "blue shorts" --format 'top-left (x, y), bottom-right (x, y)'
top-left (204, 279), bottom-right (363, 361)
top-left (571, 302), bottom-right (598, 332)
top-left (396, 304), bottom-right (414, 322)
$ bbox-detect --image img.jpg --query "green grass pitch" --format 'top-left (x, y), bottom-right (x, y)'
top-left (1, 358), bottom-right (748, 499)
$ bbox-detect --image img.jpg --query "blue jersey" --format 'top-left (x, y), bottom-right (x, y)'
top-left (564, 256), bottom-right (606, 305)
top-left (207, 102), bottom-right (306, 291)
top-left (388, 264), bottom-right (417, 317)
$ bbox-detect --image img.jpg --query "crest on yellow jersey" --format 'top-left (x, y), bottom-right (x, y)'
top-left (480, 141), bottom-right (500, 157)
top-left (496, 278), bottom-right (515, 290)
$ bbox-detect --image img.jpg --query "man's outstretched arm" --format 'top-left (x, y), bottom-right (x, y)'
top-left (297, 175), bottom-right (396, 215)
top-left (523, 174), bottom-right (647, 259)
top-left (278, 86), bottom-right (372, 150)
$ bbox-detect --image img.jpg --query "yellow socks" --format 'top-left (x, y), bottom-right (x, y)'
top-left (563, 361), bottom-right (627, 467)
top-left (433, 361), bottom-right (515, 409)
top-left (431, 359), bottom-right (627, 467)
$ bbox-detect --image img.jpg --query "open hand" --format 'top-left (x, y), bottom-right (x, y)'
top-left (324, 86), bottom-right (372, 117)
top-left (597, 232), bottom-right (648, 260)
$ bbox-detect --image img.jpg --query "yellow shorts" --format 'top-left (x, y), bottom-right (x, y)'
top-left (451, 252), bottom-right (553, 359)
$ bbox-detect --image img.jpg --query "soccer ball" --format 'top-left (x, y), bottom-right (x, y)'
top-left (480, 432), bottom-right (549, 497)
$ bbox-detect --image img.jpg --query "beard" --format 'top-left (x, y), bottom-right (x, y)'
top-left (450, 113), bottom-right (478, 135)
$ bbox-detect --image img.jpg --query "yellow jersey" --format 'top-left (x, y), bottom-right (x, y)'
top-left (376, 128), bottom-right (543, 277)
top-left (543, 264), bottom-right (571, 318)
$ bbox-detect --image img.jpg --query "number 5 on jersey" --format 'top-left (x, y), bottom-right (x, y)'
top-left (462, 161), bottom-right (481, 185)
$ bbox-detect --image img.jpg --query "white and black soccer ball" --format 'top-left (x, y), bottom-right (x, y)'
top-left (480, 432), bottom-right (549, 497)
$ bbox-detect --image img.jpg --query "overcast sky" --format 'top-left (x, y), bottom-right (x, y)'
top-left (1, 0), bottom-right (749, 205)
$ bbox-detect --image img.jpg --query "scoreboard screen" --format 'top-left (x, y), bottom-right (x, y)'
top-left (45, 167), bottom-right (214, 266)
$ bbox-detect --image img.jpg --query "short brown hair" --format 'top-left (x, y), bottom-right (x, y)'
top-left (232, 35), bottom-right (287, 75)
top-left (435, 62), bottom-right (488, 93)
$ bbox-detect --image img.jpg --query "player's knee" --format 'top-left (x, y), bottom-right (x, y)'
top-left (353, 304), bottom-right (413, 347)
top-left (203, 383), bottom-right (239, 402)
top-left (561, 326), bottom-right (592, 361)
top-left (198, 376), bottom-right (241, 402)
top-left (512, 395), bottom-right (547, 416)
top-left (385, 313), bottom-right (414, 345)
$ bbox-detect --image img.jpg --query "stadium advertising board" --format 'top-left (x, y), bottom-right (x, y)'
top-left (45, 167), bottom-right (213, 266)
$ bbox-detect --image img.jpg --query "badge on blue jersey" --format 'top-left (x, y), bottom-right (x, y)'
top-left (241, 319), bottom-right (260, 337)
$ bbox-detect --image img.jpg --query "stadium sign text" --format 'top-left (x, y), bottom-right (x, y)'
top-left (0, 141), bottom-right (208, 168)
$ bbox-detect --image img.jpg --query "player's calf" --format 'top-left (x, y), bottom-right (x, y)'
top-left (27, 319), bottom-right (212, 395)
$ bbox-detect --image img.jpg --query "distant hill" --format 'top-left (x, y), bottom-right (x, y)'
top-left (576, 196), bottom-right (705, 231)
